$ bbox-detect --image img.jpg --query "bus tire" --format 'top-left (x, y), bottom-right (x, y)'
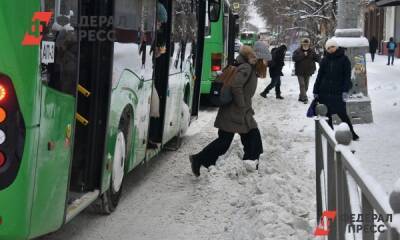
top-left (94, 109), bottom-right (132, 214)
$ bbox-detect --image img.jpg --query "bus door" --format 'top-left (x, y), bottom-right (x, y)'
top-left (223, 1), bottom-right (230, 67)
top-left (191, 0), bottom-right (206, 117)
top-left (112, 0), bottom-right (156, 167)
top-left (227, 11), bottom-right (237, 65)
top-left (29, 0), bottom-right (79, 236)
top-left (162, 0), bottom-right (184, 144)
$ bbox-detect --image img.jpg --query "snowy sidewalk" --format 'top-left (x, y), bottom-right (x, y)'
top-left (40, 64), bottom-right (318, 240)
top-left (352, 54), bottom-right (400, 193)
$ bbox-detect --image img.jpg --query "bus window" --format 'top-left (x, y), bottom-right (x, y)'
top-left (204, 0), bottom-right (211, 36)
top-left (209, 0), bottom-right (221, 22)
top-left (41, 0), bottom-right (79, 96)
top-left (113, 0), bottom-right (140, 83)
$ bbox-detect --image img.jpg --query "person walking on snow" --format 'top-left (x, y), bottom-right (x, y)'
top-left (313, 39), bottom-right (359, 141)
top-left (369, 36), bottom-right (378, 62)
top-left (387, 37), bottom-right (397, 66)
top-left (292, 38), bottom-right (320, 104)
top-left (260, 45), bottom-right (287, 99)
top-left (189, 46), bottom-right (263, 177)
top-left (253, 35), bottom-right (272, 79)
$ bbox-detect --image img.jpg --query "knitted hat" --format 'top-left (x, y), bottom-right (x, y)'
top-left (301, 38), bottom-right (310, 44)
top-left (325, 39), bottom-right (338, 50)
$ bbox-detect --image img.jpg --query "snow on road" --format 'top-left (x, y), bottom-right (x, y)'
top-left (39, 64), bottom-right (318, 240)
top-left (352, 54), bottom-right (400, 193)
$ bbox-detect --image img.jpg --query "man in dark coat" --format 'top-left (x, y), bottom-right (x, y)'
top-left (292, 38), bottom-right (320, 104)
top-left (189, 46), bottom-right (263, 177)
top-left (313, 39), bottom-right (359, 141)
top-left (260, 45), bottom-right (287, 99)
top-left (369, 36), bottom-right (378, 62)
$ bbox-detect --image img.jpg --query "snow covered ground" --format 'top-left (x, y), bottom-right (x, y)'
top-left (38, 54), bottom-right (399, 240)
top-left (39, 64), bottom-right (318, 240)
top-left (352, 54), bottom-right (400, 193)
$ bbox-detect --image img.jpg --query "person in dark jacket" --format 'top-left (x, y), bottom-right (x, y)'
top-left (313, 39), bottom-right (359, 141)
top-left (387, 37), bottom-right (397, 66)
top-left (139, 39), bottom-right (147, 68)
top-left (292, 38), bottom-right (320, 104)
top-left (189, 46), bottom-right (263, 177)
top-left (369, 36), bottom-right (378, 62)
top-left (260, 45), bottom-right (287, 99)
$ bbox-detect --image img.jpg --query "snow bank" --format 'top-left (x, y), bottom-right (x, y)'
top-left (332, 37), bottom-right (369, 48)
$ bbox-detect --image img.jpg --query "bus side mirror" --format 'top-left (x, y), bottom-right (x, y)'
top-left (208, 0), bottom-right (221, 22)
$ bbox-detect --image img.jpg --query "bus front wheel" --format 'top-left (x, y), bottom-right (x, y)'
top-left (94, 131), bottom-right (127, 214)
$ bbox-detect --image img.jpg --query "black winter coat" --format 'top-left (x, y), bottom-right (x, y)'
top-left (313, 48), bottom-right (352, 114)
top-left (292, 48), bottom-right (320, 77)
top-left (269, 46), bottom-right (286, 78)
top-left (369, 37), bottom-right (378, 53)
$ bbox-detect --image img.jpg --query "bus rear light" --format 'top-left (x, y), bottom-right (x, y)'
top-left (0, 73), bottom-right (26, 189)
top-left (211, 53), bottom-right (222, 72)
top-left (0, 84), bottom-right (6, 101)
top-left (0, 151), bottom-right (5, 168)
top-left (0, 107), bottom-right (5, 123)
top-left (211, 65), bottom-right (221, 71)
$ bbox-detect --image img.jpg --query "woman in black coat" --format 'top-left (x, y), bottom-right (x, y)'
top-left (260, 45), bottom-right (287, 99)
top-left (369, 36), bottom-right (378, 62)
top-left (313, 39), bottom-right (359, 141)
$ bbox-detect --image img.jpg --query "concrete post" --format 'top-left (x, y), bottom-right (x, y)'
top-left (333, 0), bottom-right (374, 124)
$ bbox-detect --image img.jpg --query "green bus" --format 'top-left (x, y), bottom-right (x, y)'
top-left (200, 0), bottom-right (238, 96)
top-left (240, 31), bottom-right (257, 46)
top-left (0, 0), bottom-right (209, 239)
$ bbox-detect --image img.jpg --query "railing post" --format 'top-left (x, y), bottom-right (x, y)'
top-left (327, 142), bottom-right (337, 240)
top-left (315, 120), bottom-right (323, 221)
top-left (315, 104), bottom-right (328, 221)
top-left (362, 193), bottom-right (374, 240)
top-left (389, 180), bottom-right (400, 239)
top-left (335, 124), bottom-right (353, 239)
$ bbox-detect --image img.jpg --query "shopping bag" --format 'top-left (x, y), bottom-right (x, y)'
top-left (307, 99), bottom-right (318, 118)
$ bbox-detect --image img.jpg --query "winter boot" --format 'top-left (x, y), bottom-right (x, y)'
top-left (260, 92), bottom-right (267, 98)
top-left (189, 155), bottom-right (201, 177)
top-left (352, 133), bottom-right (360, 141)
top-left (276, 95), bottom-right (284, 100)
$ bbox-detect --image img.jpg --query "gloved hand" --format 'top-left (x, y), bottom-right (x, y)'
top-left (342, 92), bottom-right (350, 101)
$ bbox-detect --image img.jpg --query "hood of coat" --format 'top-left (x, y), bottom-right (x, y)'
top-left (239, 45), bottom-right (257, 65)
top-left (326, 47), bottom-right (346, 59)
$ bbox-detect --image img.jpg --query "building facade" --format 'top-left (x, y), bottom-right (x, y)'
top-left (366, 1), bottom-right (400, 57)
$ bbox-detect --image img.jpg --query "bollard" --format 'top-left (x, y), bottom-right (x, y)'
top-left (316, 104), bottom-right (328, 117)
top-left (390, 179), bottom-right (400, 214)
top-left (335, 123), bottom-right (352, 146)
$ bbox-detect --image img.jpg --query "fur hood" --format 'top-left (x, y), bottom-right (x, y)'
top-left (239, 45), bottom-right (257, 65)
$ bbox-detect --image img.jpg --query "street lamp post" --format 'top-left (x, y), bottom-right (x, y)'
top-left (333, 0), bottom-right (373, 124)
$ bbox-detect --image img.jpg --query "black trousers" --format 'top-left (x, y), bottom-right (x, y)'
top-left (193, 129), bottom-right (263, 168)
top-left (388, 52), bottom-right (395, 65)
top-left (263, 76), bottom-right (281, 95)
top-left (327, 111), bottom-right (357, 137)
top-left (371, 52), bottom-right (375, 62)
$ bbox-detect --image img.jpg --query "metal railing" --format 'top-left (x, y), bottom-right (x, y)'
top-left (314, 104), bottom-right (400, 239)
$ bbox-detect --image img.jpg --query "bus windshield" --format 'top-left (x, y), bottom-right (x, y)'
top-left (241, 33), bottom-right (255, 40)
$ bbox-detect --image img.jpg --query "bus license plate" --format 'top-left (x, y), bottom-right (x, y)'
top-left (41, 41), bottom-right (55, 65)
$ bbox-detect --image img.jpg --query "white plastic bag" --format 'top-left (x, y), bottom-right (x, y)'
top-left (150, 86), bottom-right (160, 118)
